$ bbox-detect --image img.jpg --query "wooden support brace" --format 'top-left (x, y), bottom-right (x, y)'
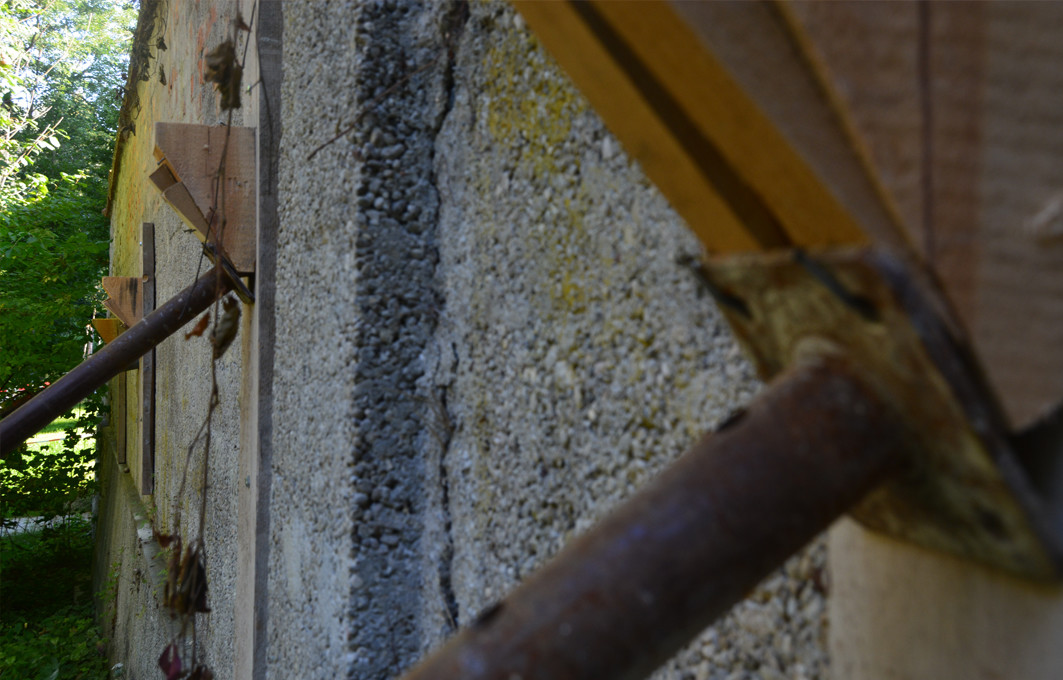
top-left (150, 122), bottom-right (256, 274)
top-left (92, 318), bottom-right (125, 344)
top-left (102, 276), bottom-right (143, 329)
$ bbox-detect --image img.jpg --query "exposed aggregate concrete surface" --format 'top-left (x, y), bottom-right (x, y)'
top-left (425, 4), bottom-right (830, 680)
top-left (275, 1), bottom-right (830, 679)
top-left (273, 1), bottom-right (461, 677)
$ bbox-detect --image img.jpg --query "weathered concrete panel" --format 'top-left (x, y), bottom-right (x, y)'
top-left (271, 1), bottom-right (460, 676)
top-left (97, 0), bottom-right (261, 677)
top-left (274, 2), bottom-right (830, 679)
top-left (426, 4), bottom-right (829, 679)
top-left (100, 1), bottom-right (831, 678)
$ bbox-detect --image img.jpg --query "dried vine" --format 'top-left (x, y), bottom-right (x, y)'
top-left (153, 5), bottom-right (256, 679)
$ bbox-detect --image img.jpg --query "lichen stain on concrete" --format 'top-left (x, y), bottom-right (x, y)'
top-left (482, 30), bottom-right (587, 180)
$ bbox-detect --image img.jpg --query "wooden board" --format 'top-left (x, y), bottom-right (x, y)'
top-left (786, 0), bottom-right (1063, 428)
top-left (92, 318), bottom-right (125, 344)
top-left (139, 223), bottom-right (155, 495)
top-left (513, 0), bottom-right (905, 255)
top-left (830, 519), bottom-right (1063, 680)
top-left (153, 123), bottom-right (257, 273)
top-left (101, 276), bottom-right (142, 329)
top-left (779, 3), bottom-right (1063, 677)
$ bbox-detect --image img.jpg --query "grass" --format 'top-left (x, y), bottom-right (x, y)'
top-left (0, 517), bottom-right (108, 679)
top-left (24, 437), bottom-right (96, 462)
top-left (32, 409), bottom-right (87, 439)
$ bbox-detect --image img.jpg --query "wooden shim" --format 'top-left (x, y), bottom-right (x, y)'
top-left (92, 318), bottom-right (125, 344)
top-left (513, 1), bottom-right (910, 255)
top-left (139, 223), bottom-right (155, 495)
top-left (149, 162), bottom-right (211, 235)
top-left (102, 276), bottom-right (142, 329)
top-left (153, 122), bottom-right (256, 273)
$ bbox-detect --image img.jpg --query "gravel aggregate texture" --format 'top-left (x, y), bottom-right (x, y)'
top-left (275, 1), bottom-right (833, 677)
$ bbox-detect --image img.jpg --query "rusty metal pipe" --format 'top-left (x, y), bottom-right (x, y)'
top-left (401, 356), bottom-right (907, 680)
top-left (0, 267), bottom-right (232, 455)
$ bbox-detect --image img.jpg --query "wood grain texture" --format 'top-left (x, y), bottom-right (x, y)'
top-left (787, 1), bottom-right (1063, 428)
top-left (153, 123), bottom-right (257, 273)
top-left (780, 1), bottom-right (925, 251)
top-left (92, 318), bottom-right (124, 344)
top-left (830, 519), bottom-right (1063, 680)
top-left (970, 2), bottom-right (1063, 427)
top-left (786, 3), bottom-right (1063, 677)
top-left (512, 0), bottom-right (761, 253)
top-left (102, 276), bottom-right (143, 328)
top-left (667, 0), bottom-right (910, 254)
top-left (513, 0), bottom-right (903, 254)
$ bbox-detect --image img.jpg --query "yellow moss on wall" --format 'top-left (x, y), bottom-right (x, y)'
top-left (482, 31), bottom-right (586, 180)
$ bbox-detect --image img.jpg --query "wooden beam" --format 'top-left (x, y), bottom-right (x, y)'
top-left (101, 276), bottom-right (142, 329)
top-left (152, 122), bottom-right (257, 273)
top-left (512, 0), bottom-right (910, 255)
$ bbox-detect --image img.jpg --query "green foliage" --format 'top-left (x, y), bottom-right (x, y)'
top-left (0, 0), bottom-right (134, 402)
top-left (1, 393), bottom-right (103, 522)
top-left (0, 182), bottom-right (109, 401)
top-left (0, 0), bottom-right (132, 514)
top-left (0, 517), bottom-right (108, 679)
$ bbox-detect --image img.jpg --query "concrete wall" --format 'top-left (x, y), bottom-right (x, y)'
top-left (273, 2), bottom-right (829, 679)
top-left (96, 0), bottom-right (260, 677)
top-left (99, 2), bottom-right (831, 679)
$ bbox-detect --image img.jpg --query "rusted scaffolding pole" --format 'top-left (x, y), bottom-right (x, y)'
top-left (0, 267), bottom-right (232, 456)
top-left (400, 356), bottom-right (907, 680)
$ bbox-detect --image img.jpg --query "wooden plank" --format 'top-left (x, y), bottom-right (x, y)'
top-left (962, 1), bottom-right (1063, 427)
top-left (92, 318), bottom-right (125, 344)
top-left (780, 1), bottom-right (930, 245)
top-left (511, 1), bottom-right (774, 253)
top-left (149, 162), bottom-right (212, 235)
top-left (101, 276), bottom-right (142, 328)
top-left (513, 1), bottom-right (913, 255)
top-left (786, 1), bottom-right (1063, 428)
top-left (139, 223), bottom-right (155, 495)
top-left (779, 1), bottom-right (926, 248)
top-left (154, 123), bottom-right (257, 273)
top-left (235, 1), bottom-right (280, 677)
top-left (781, 4), bottom-right (1063, 677)
top-left (830, 520), bottom-right (1063, 680)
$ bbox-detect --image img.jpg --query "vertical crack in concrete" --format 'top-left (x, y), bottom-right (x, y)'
top-left (434, 385), bottom-right (461, 632)
top-left (427, 1), bottom-right (468, 636)
top-left (344, 2), bottom-right (469, 676)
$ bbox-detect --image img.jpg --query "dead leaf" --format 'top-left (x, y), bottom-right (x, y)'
top-left (158, 643), bottom-right (182, 680)
top-left (210, 296), bottom-right (241, 359)
top-left (204, 40), bottom-right (242, 110)
top-left (185, 312), bottom-right (210, 340)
